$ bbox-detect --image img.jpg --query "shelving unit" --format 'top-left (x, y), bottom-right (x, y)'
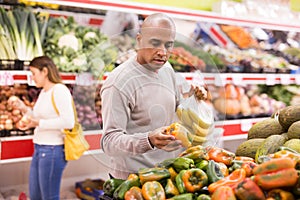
top-left (0, 70), bottom-right (279, 162)
top-left (1, 0), bottom-right (299, 161)
top-left (0, 1), bottom-right (299, 194)
top-left (28, 0), bottom-right (300, 31)
top-left (0, 131), bottom-right (102, 163)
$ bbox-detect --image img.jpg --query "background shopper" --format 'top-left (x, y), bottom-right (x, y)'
top-left (8, 56), bottom-right (75, 200)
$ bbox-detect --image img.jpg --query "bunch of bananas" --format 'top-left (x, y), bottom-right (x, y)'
top-left (176, 106), bottom-right (213, 146)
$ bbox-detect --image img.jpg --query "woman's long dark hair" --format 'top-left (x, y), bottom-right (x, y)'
top-left (29, 56), bottom-right (62, 83)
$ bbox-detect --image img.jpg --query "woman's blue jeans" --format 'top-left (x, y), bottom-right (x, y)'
top-left (29, 144), bottom-right (67, 200)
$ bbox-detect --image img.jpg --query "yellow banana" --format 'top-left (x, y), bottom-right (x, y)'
top-left (187, 132), bottom-right (207, 146)
top-left (181, 109), bottom-right (193, 128)
top-left (187, 108), bottom-right (212, 129)
top-left (192, 122), bottom-right (209, 137)
top-left (176, 107), bottom-right (182, 121)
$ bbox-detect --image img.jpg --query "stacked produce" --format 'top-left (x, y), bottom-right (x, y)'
top-left (0, 85), bottom-right (36, 136)
top-left (71, 84), bottom-right (102, 130)
top-left (236, 104), bottom-right (300, 162)
top-left (43, 15), bottom-right (118, 78)
top-left (169, 46), bottom-right (206, 72)
top-left (0, 6), bottom-right (47, 62)
top-left (100, 144), bottom-right (300, 199)
top-left (0, 84), bottom-right (102, 134)
top-left (110, 34), bottom-right (137, 66)
top-left (258, 84), bottom-right (300, 106)
top-left (204, 44), bottom-right (298, 73)
top-left (219, 25), bottom-right (258, 49)
top-left (212, 84), bottom-right (286, 119)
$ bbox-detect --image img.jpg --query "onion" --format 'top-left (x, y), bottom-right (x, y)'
top-left (12, 109), bottom-right (21, 116)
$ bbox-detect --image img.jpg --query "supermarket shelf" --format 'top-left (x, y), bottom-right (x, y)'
top-left (0, 149), bottom-right (104, 164)
top-left (178, 72), bottom-right (300, 86)
top-left (3, 71), bottom-right (299, 86)
top-left (0, 70), bottom-right (77, 85)
top-left (27, 0), bottom-right (300, 32)
top-left (0, 131), bottom-right (102, 162)
top-left (215, 117), bottom-right (268, 137)
top-left (0, 118), bottom-right (265, 162)
top-left (222, 134), bottom-right (248, 141)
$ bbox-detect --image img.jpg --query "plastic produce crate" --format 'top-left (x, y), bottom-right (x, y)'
top-left (75, 179), bottom-right (105, 200)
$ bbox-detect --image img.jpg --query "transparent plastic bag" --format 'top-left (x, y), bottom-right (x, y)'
top-left (176, 87), bottom-right (215, 146)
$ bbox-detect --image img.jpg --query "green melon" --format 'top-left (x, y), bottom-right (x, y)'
top-left (235, 138), bottom-right (265, 159)
top-left (255, 134), bottom-right (287, 163)
top-left (283, 139), bottom-right (300, 153)
top-left (287, 121), bottom-right (300, 139)
top-left (278, 105), bottom-right (300, 131)
top-left (247, 118), bottom-right (285, 139)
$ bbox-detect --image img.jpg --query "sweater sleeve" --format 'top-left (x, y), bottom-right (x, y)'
top-left (100, 85), bottom-right (153, 157)
top-left (39, 84), bottom-right (75, 130)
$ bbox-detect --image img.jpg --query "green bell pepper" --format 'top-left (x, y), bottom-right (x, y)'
top-left (138, 167), bottom-right (170, 184)
top-left (172, 157), bottom-right (194, 173)
top-left (207, 160), bottom-right (224, 184)
top-left (175, 170), bottom-right (187, 194)
top-left (113, 174), bottom-right (141, 200)
top-left (103, 178), bottom-right (125, 197)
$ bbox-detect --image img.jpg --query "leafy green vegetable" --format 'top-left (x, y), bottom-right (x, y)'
top-left (43, 16), bottom-right (118, 78)
top-left (258, 85), bottom-right (297, 106)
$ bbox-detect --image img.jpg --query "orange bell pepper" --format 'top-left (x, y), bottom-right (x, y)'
top-left (208, 168), bottom-right (246, 194)
top-left (267, 189), bottom-right (295, 200)
top-left (206, 146), bottom-right (235, 166)
top-left (254, 167), bottom-right (298, 190)
top-left (181, 168), bottom-right (208, 193)
top-left (253, 157), bottom-right (296, 175)
top-left (272, 150), bottom-right (300, 163)
top-left (124, 186), bottom-right (143, 200)
top-left (142, 181), bottom-right (166, 200)
top-left (234, 178), bottom-right (266, 200)
top-left (234, 156), bottom-right (255, 162)
top-left (240, 161), bottom-right (257, 177)
top-left (211, 186), bottom-right (236, 200)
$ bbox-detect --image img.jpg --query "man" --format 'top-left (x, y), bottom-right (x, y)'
top-left (100, 13), bottom-right (187, 179)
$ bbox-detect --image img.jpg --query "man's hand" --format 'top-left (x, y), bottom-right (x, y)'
top-left (185, 85), bottom-right (208, 101)
top-left (148, 127), bottom-right (182, 152)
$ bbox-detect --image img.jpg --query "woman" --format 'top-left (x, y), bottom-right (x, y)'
top-left (8, 56), bottom-right (75, 200)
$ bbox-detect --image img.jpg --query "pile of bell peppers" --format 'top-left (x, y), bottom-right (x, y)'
top-left (102, 145), bottom-right (300, 200)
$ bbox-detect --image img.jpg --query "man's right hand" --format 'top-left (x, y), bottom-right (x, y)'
top-left (148, 127), bottom-right (183, 152)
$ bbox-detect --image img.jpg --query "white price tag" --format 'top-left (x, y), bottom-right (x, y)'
top-left (214, 74), bottom-right (226, 86)
top-left (232, 74), bottom-right (243, 85)
top-left (240, 119), bottom-right (253, 132)
top-left (0, 71), bottom-right (14, 85)
top-left (192, 72), bottom-right (205, 86)
top-left (76, 72), bottom-right (94, 86)
top-left (27, 73), bottom-right (35, 86)
top-left (266, 74), bottom-right (276, 85)
top-left (280, 74), bottom-right (290, 85)
top-left (295, 75), bottom-right (300, 85)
